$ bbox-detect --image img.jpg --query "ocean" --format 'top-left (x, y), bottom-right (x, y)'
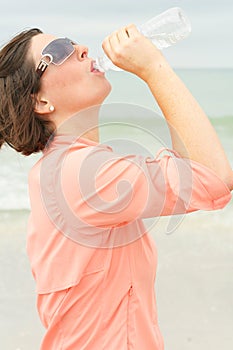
top-left (0, 68), bottom-right (233, 349)
top-left (1, 69), bottom-right (233, 212)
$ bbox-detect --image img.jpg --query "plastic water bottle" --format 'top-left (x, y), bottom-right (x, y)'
top-left (94, 7), bottom-right (191, 72)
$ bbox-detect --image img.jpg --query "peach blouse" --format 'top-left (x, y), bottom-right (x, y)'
top-left (27, 135), bottom-right (231, 349)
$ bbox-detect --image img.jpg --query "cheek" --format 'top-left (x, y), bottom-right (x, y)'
top-left (42, 70), bottom-right (79, 102)
top-left (41, 68), bottom-right (111, 110)
top-left (56, 73), bottom-right (111, 101)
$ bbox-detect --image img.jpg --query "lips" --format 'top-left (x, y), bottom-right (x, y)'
top-left (90, 60), bottom-right (101, 73)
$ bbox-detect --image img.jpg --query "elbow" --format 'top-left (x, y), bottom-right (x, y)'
top-left (224, 171), bottom-right (233, 191)
top-left (227, 181), bottom-right (233, 192)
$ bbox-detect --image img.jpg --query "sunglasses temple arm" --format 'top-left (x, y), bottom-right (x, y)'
top-left (36, 59), bottom-right (49, 77)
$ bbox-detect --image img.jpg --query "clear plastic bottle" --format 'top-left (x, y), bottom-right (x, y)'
top-left (94, 7), bottom-right (191, 72)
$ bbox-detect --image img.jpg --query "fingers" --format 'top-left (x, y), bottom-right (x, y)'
top-left (102, 28), bottom-right (125, 60)
top-left (112, 24), bottom-right (140, 42)
top-left (124, 24), bottom-right (141, 39)
top-left (103, 23), bottom-right (139, 47)
top-left (103, 27), bottom-right (128, 50)
top-left (101, 23), bottom-right (150, 75)
top-left (102, 34), bottom-right (113, 59)
top-left (116, 26), bottom-right (130, 41)
top-left (102, 24), bottom-right (139, 57)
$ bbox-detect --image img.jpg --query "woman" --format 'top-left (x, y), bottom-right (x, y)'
top-left (0, 26), bottom-right (232, 349)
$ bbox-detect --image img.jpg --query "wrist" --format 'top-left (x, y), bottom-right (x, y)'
top-left (140, 55), bottom-right (171, 84)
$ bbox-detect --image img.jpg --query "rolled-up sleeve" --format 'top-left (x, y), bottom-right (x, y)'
top-left (72, 146), bottom-right (231, 227)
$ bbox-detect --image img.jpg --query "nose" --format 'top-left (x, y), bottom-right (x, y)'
top-left (75, 44), bottom-right (89, 60)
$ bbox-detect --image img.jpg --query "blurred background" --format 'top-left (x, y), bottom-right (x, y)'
top-left (0, 1), bottom-right (233, 349)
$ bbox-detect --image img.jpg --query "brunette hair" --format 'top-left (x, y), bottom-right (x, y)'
top-left (0, 28), bottom-right (55, 156)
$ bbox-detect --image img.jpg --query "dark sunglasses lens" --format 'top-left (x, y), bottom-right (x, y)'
top-left (42, 38), bottom-right (74, 65)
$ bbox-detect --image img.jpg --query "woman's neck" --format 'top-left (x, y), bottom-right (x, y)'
top-left (55, 105), bottom-right (100, 143)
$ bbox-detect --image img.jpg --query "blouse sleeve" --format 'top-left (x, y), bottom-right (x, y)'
top-left (72, 146), bottom-right (231, 227)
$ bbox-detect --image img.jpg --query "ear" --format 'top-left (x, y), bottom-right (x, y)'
top-left (32, 94), bottom-right (52, 115)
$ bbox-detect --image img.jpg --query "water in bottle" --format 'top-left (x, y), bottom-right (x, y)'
top-left (94, 7), bottom-right (191, 72)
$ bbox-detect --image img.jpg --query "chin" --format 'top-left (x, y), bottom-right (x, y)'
top-left (103, 80), bottom-right (112, 98)
top-left (96, 80), bottom-right (112, 104)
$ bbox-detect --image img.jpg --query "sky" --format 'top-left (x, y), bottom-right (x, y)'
top-left (0, 0), bottom-right (233, 68)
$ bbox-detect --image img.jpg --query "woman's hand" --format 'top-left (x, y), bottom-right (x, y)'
top-left (102, 24), bottom-right (166, 82)
top-left (103, 25), bottom-right (233, 190)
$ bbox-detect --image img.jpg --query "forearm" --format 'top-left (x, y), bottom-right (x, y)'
top-left (102, 24), bottom-right (233, 189)
top-left (145, 58), bottom-right (233, 189)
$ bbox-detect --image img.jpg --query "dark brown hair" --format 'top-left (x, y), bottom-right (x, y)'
top-left (0, 28), bottom-right (55, 156)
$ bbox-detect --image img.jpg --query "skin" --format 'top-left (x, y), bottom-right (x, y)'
top-left (29, 26), bottom-right (233, 190)
top-left (30, 33), bottom-right (111, 142)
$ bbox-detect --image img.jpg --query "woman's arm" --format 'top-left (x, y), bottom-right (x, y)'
top-left (102, 24), bottom-right (233, 190)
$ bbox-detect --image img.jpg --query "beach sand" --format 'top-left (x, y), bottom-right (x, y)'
top-left (0, 205), bottom-right (233, 349)
top-left (152, 205), bottom-right (233, 349)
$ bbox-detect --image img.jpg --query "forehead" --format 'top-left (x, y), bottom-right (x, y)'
top-left (30, 33), bottom-right (57, 65)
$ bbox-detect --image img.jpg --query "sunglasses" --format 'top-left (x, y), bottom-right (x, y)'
top-left (36, 37), bottom-right (76, 77)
